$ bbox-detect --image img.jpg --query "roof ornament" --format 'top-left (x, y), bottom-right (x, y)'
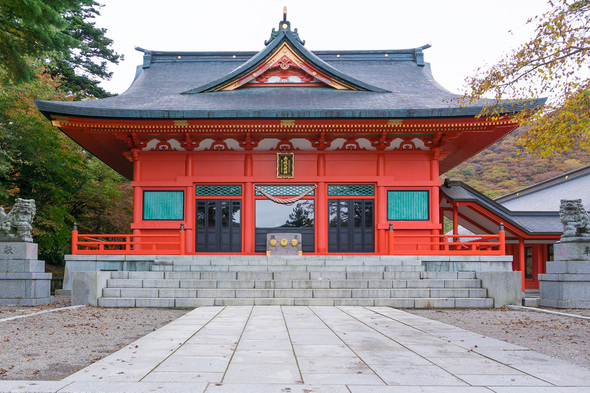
top-left (265, 6), bottom-right (305, 46)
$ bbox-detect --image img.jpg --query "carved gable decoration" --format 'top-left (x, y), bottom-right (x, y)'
top-left (219, 43), bottom-right (350, 90)
top-left (250, 55), bottom-right (316, 86)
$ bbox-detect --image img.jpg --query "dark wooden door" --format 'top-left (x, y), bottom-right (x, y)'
top-left (328, 199), bottom-right (374, 252)
top-left (196, 199), bottom-right (241, 252)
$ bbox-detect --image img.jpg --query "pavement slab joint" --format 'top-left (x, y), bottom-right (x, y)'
top-left (1, 306), bottom-right (589, 392)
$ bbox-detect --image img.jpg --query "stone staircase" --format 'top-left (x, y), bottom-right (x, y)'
top-left (96, 256), bottom-right (493, 308)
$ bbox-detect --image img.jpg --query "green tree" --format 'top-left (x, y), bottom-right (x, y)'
top-left (0, 0), bottom-right (121, 97)
top-left (0, 1), bottom-right (128, 264)
top-left (45, 1), bottom-right (122, 98)
top-left (0, 0), bottom-right (82, 82)
top-left (0, 71), bottom-right (132, 264)
top-left (464, 0), bottom-right (590, 157)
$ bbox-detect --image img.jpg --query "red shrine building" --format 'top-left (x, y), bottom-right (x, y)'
top-left (36, 14), bottom-right (559, 290)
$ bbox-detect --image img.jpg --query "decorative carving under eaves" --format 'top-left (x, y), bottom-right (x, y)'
top-left (211, 140), bottom-right (228, 151)
top-left (343, 139), bottom-right (360, 150)
top-left (277, 139), bottom-right (295, 151)
top-left (387, 138), bottom-right (430, 151)
top-left (138, 136), bottom-right (433, 152)
top-left (371, 132), bottom-right (390, 150)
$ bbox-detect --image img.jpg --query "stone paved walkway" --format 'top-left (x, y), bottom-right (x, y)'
top-left (2, 306), bottom-right (590, 392)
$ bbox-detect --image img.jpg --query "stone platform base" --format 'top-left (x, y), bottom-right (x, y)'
top-left (539, 260), bottom-right (590, 308)
top-left (0, 272), bottom-right (52, 305)
top-left (0, 242), bottom-right (52, 306)
top-left (0, 297), bottom-right (52, 306)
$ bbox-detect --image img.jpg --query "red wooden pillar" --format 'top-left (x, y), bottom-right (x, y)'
top-left (316, 183), bottom-right (327, 254)
top-left (431, 149), bottom-right (441, 251)
top-left (532, 244), bottom-right (543, 289)
top-left (377, 153), bottom-right (387, 254)
top-left (377, 185), bottom-right (388, 254)
top-left (185, 153), bottom-right (195, 253)
top-left (518, 239), bottom-right (525, 290)
top-left (71, 224), bottom-right (79, 255)
top-left (452, 202), bottom-right (459, 236)
top-left (498, 224), bottom-right (506, 254)
top-left (316, 154), bottom-right (327, 253)
top-left (179, 223), bottom-right (186, 255)
top-left (131, 148), bottom-right (142, 238)
top-left (388, 223), bottom-right (394, 255)
top-left (244, 153), bottom-right (255, 253)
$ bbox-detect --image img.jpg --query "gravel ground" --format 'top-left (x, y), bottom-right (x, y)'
top-left (0, 298), bottom-right (188, 381)
top-left (408, 308), bottom-right (590, 370)
top-left (1, 299), bottom-right (590, 381)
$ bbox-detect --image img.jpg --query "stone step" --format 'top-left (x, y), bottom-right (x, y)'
top-left (106, 277), bottom-right (481, 290)
top-left (151, 264), bottom-right (426, 272)
top-left (102, 287), bottom-right (487, 299)
top-left (151, 256), bottom-right (425, 267)
top-left (110, 271), bottom-right (476, 281)
top-left (97, 297), bottom-right (493, 308)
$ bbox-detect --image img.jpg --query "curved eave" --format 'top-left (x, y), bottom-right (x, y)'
top-left (35, 98), bottom-right (546, 121)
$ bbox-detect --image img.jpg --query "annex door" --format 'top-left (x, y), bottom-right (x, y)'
top-left (196, 199), bottom-right (241, 252)
top-left (328, 199), bottom-right (374, 252)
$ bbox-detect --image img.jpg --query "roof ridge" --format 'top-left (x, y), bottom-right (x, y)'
top-left (180, 13), bottom-right (389, 94)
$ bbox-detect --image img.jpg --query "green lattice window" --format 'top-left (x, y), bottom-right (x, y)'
top-left (255, 185), bottom-right (315, 196)
top-left (387, 190), bottom-right (429, 221)
top-left (143, 191), bottom-right (184, 220)
top-left (328, 184), bottom-right (374, 196)
top-left (195, 185), bottom-right (242, 196)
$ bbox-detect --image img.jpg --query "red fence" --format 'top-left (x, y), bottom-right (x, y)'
top-left (71, 228), bottom-right (504, 256)
top-left (387, 229), bottom-right (505, 255)
top-left (72, 230), bottom-right (186, 255)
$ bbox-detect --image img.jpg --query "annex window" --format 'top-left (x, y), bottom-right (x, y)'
top-left (387, 190), bottom-right (429, 221)
top-left (143, 191), bottom-right (184, 220)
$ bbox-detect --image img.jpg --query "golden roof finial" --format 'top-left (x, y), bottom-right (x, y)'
top-left (283, 6), bottom-right (287, 21)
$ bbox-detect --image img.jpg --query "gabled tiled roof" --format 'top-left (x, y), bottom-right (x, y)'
top-left (496, 165), bottom-right (590, 211)
top-left (35, 15), bottom-right (545, 120)
top-left (441, 180), bottom-right (562, 235)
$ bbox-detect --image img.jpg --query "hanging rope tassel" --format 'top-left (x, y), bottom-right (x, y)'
top-left (254, 185), bottom-right (317, 205)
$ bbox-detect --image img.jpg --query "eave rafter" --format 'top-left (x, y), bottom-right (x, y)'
top-left (50, 115), bottom-right (519, 155)
top-left (50, 116), bottom-right (518, 135)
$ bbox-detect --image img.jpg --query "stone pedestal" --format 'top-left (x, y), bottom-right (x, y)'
top-left (539, 242), bottom-right (590, 308)
top-left (0, 242), bottom-right (52, 305)
top-left (266, 233), bottom-right (302, 256)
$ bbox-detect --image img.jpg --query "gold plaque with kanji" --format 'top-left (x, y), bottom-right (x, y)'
top-left (277, 152), bottom-right (294, 178)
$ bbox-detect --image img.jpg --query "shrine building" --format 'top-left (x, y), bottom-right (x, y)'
top-left (36, 12), bottom-right (559, 291)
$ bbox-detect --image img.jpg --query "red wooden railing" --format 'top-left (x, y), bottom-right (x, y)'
top-left (387, 225), bottom-right (505, 255)
top-left (71, 224), bottom-right (504, 256)
top-left (71, 224), bottom-right (186, 255)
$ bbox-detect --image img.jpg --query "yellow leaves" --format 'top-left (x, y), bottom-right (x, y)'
top-left (461, 0), bottom-right (590, 156)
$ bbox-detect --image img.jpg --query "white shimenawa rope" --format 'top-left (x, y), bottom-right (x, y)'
top-left (254, 185), bottom-right (317, 205)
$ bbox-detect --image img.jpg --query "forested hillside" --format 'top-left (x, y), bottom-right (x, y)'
top-left (443, 128), bottom-right (590, 199)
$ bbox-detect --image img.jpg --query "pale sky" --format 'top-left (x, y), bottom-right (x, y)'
top-left (95, 0), bottom-right (550, 95)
